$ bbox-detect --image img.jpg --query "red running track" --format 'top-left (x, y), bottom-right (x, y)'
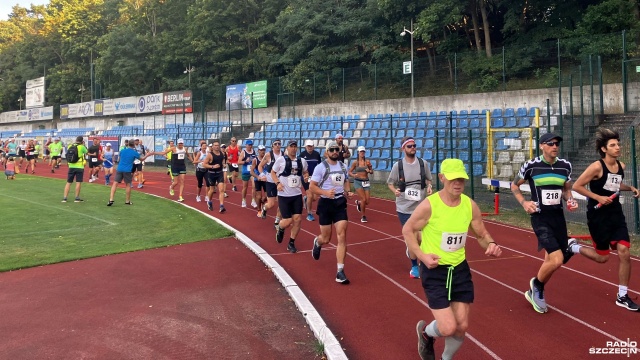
top-left (37, 167), bottom-right (640, 359)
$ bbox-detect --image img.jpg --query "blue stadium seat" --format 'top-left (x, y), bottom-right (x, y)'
top-left (505, 117), bottom-right (517, 127)
top-left (371, 149), bottom-right (381, 158)
top-left (428, 111), bottom-right (437, 119)
top-left (381, 149), bottom-right (390, 159)
top-left (458, 118), bottom-right (469, 128)
top-left (382, 139), bottom-right (391, 149)
top-left (415, 129), bottom-right (425, 138)
top-left (419, 112), bottom-right (427, 120)
top-left (425, 129), bottom-right (435, 138)
top-left (365, 139), bottom-right (374, 148)
top-left (473, 164), bottom-right (484, 176)
top-left (528, 107), bottom-right (538, 116)
top-left (422, 150), bottom-right (433, 160)
top-left (427, 120), bottom-right (436, 128)
top-left (370, 130), bottom-right (378, 138)
top-left (379, 129), bottom-right (388, 138)
top-left (361, 130), bottom-right (370, 138)
top-left (492, 118), bottom-right (505, 127)
top-left (516, 108), bottom-right (527, 117)
top-left (517, 117), bottom-right (531, 127)
top-left (406, 129), bottom-right (415, 137)
top-left (505, 108), bottom-right (515, 117)
top-left (374, 139), bottom-right (383, 148)
top-left (376, 160), bottom-right (388, 171)
top-left (457, 139), bottom-right (469, 149)
top-left (415, 139), bottom-right (423, 148)
top-left (424, 139), bottom-right (435, 149)
top-left (395, 129), bottom-right (405, 138)
top-left (492, 108), bottom-right (503, 117)
top-left (436, 120), bottom-right (447, 128)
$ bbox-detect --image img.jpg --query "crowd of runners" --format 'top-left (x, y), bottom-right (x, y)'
top-left (2, 128), bottom-right (639, 360)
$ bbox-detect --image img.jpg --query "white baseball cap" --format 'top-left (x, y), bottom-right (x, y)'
top-left (304, 139), bottom-right (314, 147)
top-left (357, 146), bottom-right (366, 152)
top-left (106, 143), bottom-right (112, 147)
top-left (177, 138), bottom-right (184, 144)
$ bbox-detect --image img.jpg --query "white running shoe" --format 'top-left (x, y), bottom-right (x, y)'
top-left (205, 196), bottom-right (210, 202)
top-left (241, 200), bottom-right (247, 208)
top-left (196, 195), bottom-right (201, 202)
top-left (251, 200), bottom-right (257, 208)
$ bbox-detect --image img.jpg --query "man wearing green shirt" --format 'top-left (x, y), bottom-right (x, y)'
top-left (63, 136), bottom-right (88, 203)
top-left (48, 137), bottom-right (63, 172)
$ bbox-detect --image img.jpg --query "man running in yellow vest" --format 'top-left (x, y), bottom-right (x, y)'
top-left (403, 159), bottom-right (502, 360)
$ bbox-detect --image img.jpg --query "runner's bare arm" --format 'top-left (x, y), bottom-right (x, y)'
top-left (402, 199), bottom-right (438, 267)
top-left (572, 161), bottom-right (610, 203)
top-left (348, 161), bottom-right (357, 178)
top-left (511, 178), bottom-right (538, 214)
top-left (258, 153), bottom-right (269, 173)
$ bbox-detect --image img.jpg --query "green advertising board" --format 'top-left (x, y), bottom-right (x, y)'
top-left (225, 80), bottom-right (267, 110)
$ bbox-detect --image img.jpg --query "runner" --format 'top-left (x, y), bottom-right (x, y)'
top-left (511, 132), bottom-right (578, 314)
top-left (5, 156), bottom-right (15, 179)
top-left (102, 143), bottom-right (115, 185)
top-left (193, 142), bottom-right (210, 202)
top-left (238, 139), bottom-right (256, 208)
top-left (252, 145), bottom-right (268, 217)
top-left (157, 138), bottom-right (190, 202)
top-left (300, 139), bottom-right (321, 221)
top-left (5, 139), bottom-right (17, 169)
top-left (17, 140), bottom-right (26, 170)
top-left (226, 137), bottom-right (240, 191)
top-left (272, 140), bottom-right (308, 253)
top-left (204, 141), bottom-right (228, 213)
top-left (571, 128), bottom-right (640, 311)
top-left (334, 133), bottom-right (351, 163)
top-left (107, 139), bottom-right (155, 206)
top-left (349, 146), bottom-right (374, 223)
top-left (48, 138), bottom-right (63, 173)
top-left (406, 158), bottom-right (502, 360)
top-left (62, 136), bottom-right (88, 203)
top-left (310, 140), bottom-right (352, 284)
top-left (24, 139), bottom-right (36, 174)
top-left (44, 137), bottom-right (52, 163)
top-left (258, 139), bottom-right (283, 227)
top-left (87, 137), bottom-right (103, 183)
top-left (132, 138), bottom-right (147, 188)
top-left (387, 136), bottom-right (433, 279)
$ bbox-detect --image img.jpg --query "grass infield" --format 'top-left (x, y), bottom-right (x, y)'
top-left (0, 175), bottom-right (232, 272)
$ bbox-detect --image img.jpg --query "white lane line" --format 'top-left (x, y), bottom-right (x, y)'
top-left (1, 193), bottom-right (116, 225)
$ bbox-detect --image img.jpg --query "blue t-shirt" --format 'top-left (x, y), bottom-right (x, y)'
top-left (117, 147), bottom-right (141, 172)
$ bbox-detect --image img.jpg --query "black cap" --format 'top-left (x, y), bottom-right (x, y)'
top-left (287, 139), bottom-right (298, 147)
top-left (539, 133), bottom-right (563, 144)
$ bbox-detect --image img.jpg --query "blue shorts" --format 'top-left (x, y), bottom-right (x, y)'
top-left (103, 159), bottom-right (114, 169)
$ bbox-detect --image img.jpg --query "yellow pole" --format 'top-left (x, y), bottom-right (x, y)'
top-left (486, 110), bottom-right (492, 178)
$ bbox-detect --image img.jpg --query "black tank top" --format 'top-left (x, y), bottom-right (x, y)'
top-left (587, 159), bottom-right (623, 211)
top-left (208, 151), bottom-right (225, 173)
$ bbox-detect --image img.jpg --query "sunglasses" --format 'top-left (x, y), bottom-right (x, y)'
top-left (273, 143), bottom-right (281, 146)
top-left (231, 140), bottom-right (237, 142)
top-left (405, 144), bottom-right (417, 149)
top-left (327, 148), bottom-right (340, 153)
top-left (544, 141), bottom-right (560, 147)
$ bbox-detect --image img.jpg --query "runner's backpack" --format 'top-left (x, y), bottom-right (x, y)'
top-left (318, 160), bottom-right (347, 187)
top-left (278, 156), bottom-right (304, 178)
top-left (66, 144), bottom-right (79, 163)
top-left (397, 158), bottom-right (427, 192)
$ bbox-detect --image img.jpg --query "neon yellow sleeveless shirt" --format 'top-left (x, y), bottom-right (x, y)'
top-left (420, 192), bottom-right (473, 266)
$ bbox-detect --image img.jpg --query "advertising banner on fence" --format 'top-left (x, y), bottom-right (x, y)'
top-left (25, 77), bottom-right (45, 109)
top-left (137, 93), bottom-right (163, 114)
top-left (28, 106), bottom-right (54, 121)
top-left (65, 101), bottom-right (94, 119)
top-left (154, 136), bottom-right (168, 161)
top-left (113, 96), bottom-right (137, 115)
top-left (102, 99), bottom-right (114, 115)
top-left (162, 90), bottom-right (192, 114)
top-left (225, 80), bottom-right (267, 110)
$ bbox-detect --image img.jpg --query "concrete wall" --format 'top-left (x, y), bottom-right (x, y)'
top-left (1, 82), bottom-right (637, 134)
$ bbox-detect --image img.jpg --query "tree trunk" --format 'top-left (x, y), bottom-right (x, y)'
top-left (427, 44), bottom-right (435, 77)
top-left (480, 0), bottom-right (492, 57)
top-left (444, 28), bottom-right (453, 83)
top-left (470, 0), bottom-right (482, 53)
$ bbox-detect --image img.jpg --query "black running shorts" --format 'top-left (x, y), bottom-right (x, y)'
top-left (530, 210), bottom-right (569, 256)
top-left (316, 196), bottom-right (348, 226)
top-left (266, 182), bottom-right (278, 198)
top-left (278, 195), bottom-right (303, 219)
top-left (587, 207), bottom-right (631, 254)
top-left (420, 260), bottom-right (474, 310)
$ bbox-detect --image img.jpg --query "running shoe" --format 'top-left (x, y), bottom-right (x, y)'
top-left (260, 205), bottom-right (267, 219)
top-left (563, 238), bottom-right (577, 264)
top-left (177, 197), bottom-right (184, 202)
top-left (61, 198), bottom-right (67, 203)
top-left (205, 196), bottom-right (210, 202)
top-left (207, 201), bottom-right (213, 211)
top-left (616, 294), bottom-right (640, 311)
top-left (355, 199), bottom-right (361, 212)
top-left (335, 270), bottom-right (350, 284)
top-left (251, 200), bottom-right (257, 208)
top-left (361, 216), bottom-right (368, 223)
top-left (88, 178), bottom-right (94, 183)
top-left (74, 198), bottom-right (84, 203)
top-left (276, 225), bottom-right (285, 243)
top-left (410, 265), bottom-right (420, 279)
top-left (219, 205), bottom-right (226, 213)
top-left (524, 277), bottom-right (548, 313)
top-left (105, 181), bottom-right (110, 186)
top-left (196, 195), bottom-right (201, 202)
top-left (241, 200), bottom-right (247, 208)
top-left (137, 183), bottom-right (143, 189)
top-left (306, 214), bottom-right (315, 222)
top-left (224, 192), bottom-right (228, 198)
top-left (169, 186), bottom-right (174, 196)
top-left (416, 320), bottom-right (435, 360)
top-left (287, 242), bottom-right (298, 253)
top-left (312, 237), bottom-right (322, 260)
top-left (51, 169), bottom-right (54, 173)
top-left (107, 200), bottom-right (114, 207)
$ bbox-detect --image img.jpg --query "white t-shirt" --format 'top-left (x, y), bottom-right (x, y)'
top-left (272, 156), bottom-right (308, 197)
top-left (311, 161), bottom-right (349, 199)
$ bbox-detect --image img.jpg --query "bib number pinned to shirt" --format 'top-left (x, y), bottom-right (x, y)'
top-left (91, 158), bottom-right (98, 162)
top-left (541, 189), bottom-right (562, 206)
top-left (177, 153), bottom-right (185, 160)
top-left (405, 188), bottom-right (421, 201)
top-left (287, 176), bottom-right (300, 188)
top-left (331, 173), bottom-right (344, 186)
top-left (603, 173), bottom-right (622, 192)
top-left (441, 232), bottom-right (467, 252)
top-left (232, 163), bottom-right (238, 168)
top-left (247, 165), bottom-right (252, 172)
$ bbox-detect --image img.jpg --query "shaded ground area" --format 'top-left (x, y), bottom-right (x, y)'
top-left (0, 238), bottom-right (318, 360)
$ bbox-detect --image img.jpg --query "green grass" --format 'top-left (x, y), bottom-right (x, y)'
top-left (367, 183), bottom-right (640, 256)
top-left (0, 175), bottom-right (232, 272)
